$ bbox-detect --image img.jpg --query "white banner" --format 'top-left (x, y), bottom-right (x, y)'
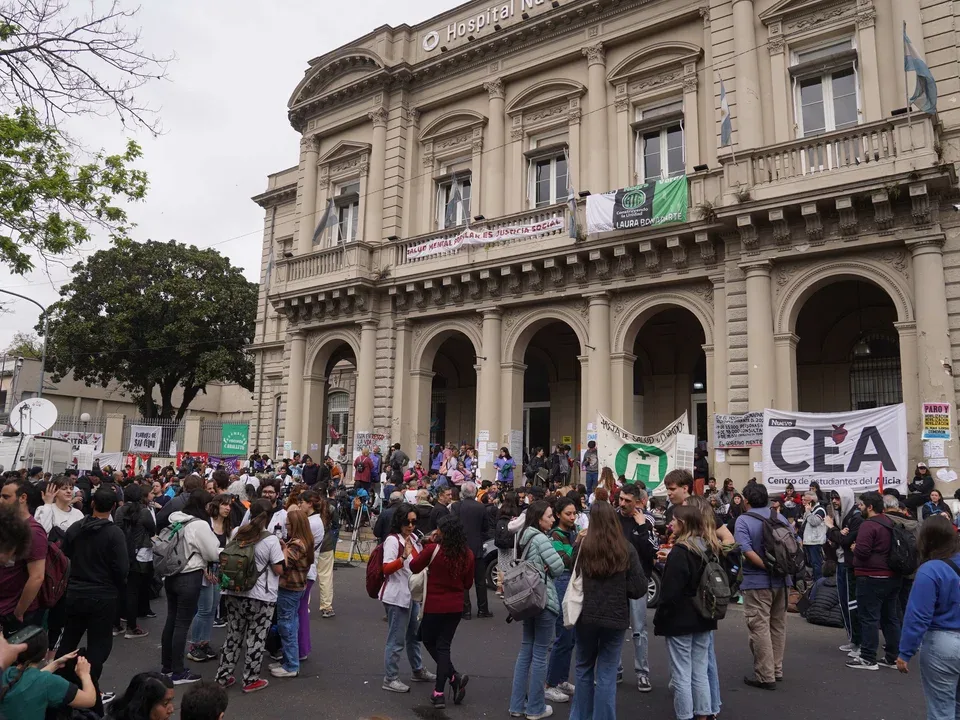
top-left (128, 425), bottom-right (162, 454)
top-left (53, 430), bottom-right (104, 454)
top-left (713, 412), bottom-right (763, 448)
top-left (596, 412), bottom-right (695, 496)
top-left (406, 216), bottom-right (565, 260)
top-left (761, 405), bottom-right (908, 492)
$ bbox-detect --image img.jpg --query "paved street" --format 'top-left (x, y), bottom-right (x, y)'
top-left (99, 560), bottom-right (925, 720)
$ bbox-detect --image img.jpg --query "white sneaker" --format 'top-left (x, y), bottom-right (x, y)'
top-left (544, 687), bottom-right (569, 703)
top-left (558, 681), bottom-right (576, 695)
top-left (839, 643), bottom-right (858, 653)
top-left (382, 678), bottom-right (410, 693)
top-left (847, 649), bottom-right (861, 659)
top-left (526, 707), bottom-right (554, 720)
top-left (269, 666), bottom-right (298, 678)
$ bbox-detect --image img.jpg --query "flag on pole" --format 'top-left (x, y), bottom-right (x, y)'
top-left (564, 147), bottom-right (578, 239)
top-left (312, 197), bottom-right (338, 245)
top-left (904, 24), bottom-right (938, 114)
top-left (719, 77), bottom-right (732, 147)
top-left (264, 242), bottom-right (275, 286)
top-left (444, 174), bottom-right (465, 228)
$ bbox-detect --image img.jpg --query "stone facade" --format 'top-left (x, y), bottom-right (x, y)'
top-left (249, 0), bottom-right (960, 484)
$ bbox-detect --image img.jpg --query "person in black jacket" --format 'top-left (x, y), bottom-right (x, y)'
top-left (569, 500), bottom-right (645, 719)
top-left (57, 488), bottom-right (129, 716)
top-left (115, 483), bottom-right (157, 638)
top-left (805, 562), bottom-right (844, 629)
top-left (426, 486), bottom-right (453, 535)
top-left (301, 455), bottom-right (320, 486)
top-left (374, 492), bottom-right (403, 543)
top-left (451, 482), bottom-right (492, 619)
top-left (654, 505), bottom-right (718, 720)
top-left (825, 487), bottom-right (862, 655)
top-left (905, 462), bottom-right (935, 513)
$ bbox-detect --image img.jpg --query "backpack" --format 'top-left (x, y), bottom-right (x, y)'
top-left (38, 537), bottom-right (70, 608)
top-left (501, 533), bottom-right (548, 621)
top-left (494, 516), bottom-right (515, 550)
top-left (219, 531), bottom-right (271, 592)
top-left (152, 518), bottom-right (197, 578)
top-left (691, 547), bottom-right (732, 620)
top-left (365, 534), bottom-right (396, 599)
top-left (355, 458), bottom-right (365, 474)
top-left (745, 510), bottom-right (805, 579)
top-left (876, 517), bottom-right (918, 576)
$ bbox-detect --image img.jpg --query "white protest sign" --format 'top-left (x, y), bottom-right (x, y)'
top-left (596, 412), bottom-right (693, 496)
top-left (713, 412), bottom-right (763, 448)
top-left (128, 425), bottom-right (161, 453)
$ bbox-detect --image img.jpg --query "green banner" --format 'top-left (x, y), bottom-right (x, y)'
top-left (585, 176), bottom-right (688, 233)
top-left (221, 423), bottom-right (249, 455)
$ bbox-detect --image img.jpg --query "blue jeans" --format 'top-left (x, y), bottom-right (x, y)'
top-left (805, 544), bottom-right (824, 581)
top-left (666, 633), bottom-right (712, 720)
top-left (383, 602), bottom-right (423, 681)
top-left (570, 622), bottom-right (620, 720)
top-left (189, 582), bottom-right (221, 646)
top-left (706, 631), bottom-right (721, 716)
top-left (618, 593), bottom-right (650, 678)
top-left (277, 587), bottom-right (304, 673)
top-left (546, 573), bottom-right (575, 687)
top-left (585, 472), bottom-right (598, 496)
top-left (918, 629), bottom-right (960, 720)
top-left (856, 575), bottom-right (902, 664)
top-left (509, 609), bottom-right (556, 716)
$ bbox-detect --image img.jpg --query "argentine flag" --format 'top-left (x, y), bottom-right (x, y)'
top-left (904, 25), bottom-right (938, 115)
top-left (719, 77), bottom-right (732, 147)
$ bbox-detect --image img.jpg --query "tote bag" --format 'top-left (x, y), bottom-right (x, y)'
top-left (562, 551), bottom-right (584, 629)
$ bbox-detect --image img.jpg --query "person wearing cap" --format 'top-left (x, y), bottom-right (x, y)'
top-left (906, 462), bottom-right (935, 515)
top-left (27, 467), bottom-right (43, 485)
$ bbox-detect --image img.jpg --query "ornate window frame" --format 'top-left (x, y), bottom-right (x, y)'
top-left (418, 111), bottom-right (487, 231)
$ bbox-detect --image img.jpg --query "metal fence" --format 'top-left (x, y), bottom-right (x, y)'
top-left (198, 420), bottom-right (250, 457)
top-left (122, 418), bottom-right (184, 456)
top-left (0, 411), bottom-right (107, 438)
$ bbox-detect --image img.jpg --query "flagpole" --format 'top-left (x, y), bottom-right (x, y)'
top-left (716, 70), bottom-right (738, 184)
top-left (904, 21), bottom-right (915, 151)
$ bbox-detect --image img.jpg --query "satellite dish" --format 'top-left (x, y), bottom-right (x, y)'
top-left (9, 398), bottom-right (58, 435)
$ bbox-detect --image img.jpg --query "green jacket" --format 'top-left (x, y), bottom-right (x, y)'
top-left (549, 527), bottom-right (575, 571)
top-left (519, 526), bottom-right (566, 616)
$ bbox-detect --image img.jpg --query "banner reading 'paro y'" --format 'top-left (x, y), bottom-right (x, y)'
top-left (596, 413), bottom-right (695, 496)
top-left (761, 405), bottom-right (907, 493)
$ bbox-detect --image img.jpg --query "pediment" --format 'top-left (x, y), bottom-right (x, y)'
top-left (419, 110), bottom-right (487, 142)
top-left (318, 141), bottom-right (372, 165)
top-left (608, 43), bottom-right (702, 85)
top-left (289, 48), bottom-right (385, 108)
top-left (506, 79), bottom-right (586, 115)
top-left (759, 0), bottom-right (853, 25)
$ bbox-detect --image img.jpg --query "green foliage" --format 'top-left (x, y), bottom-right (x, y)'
top-left (4, 330), bottom-right (41, 358)
top-left (0, 106), bottom-right (147, 274)
top-left (40, 240), bottom-right (257, 420)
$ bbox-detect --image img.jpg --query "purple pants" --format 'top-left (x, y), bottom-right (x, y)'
top-left (298, 580), bottom-right (314, 659)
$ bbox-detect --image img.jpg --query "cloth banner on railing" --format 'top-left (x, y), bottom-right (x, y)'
top-left (761, 405), bottom-right (907, 492)
top-left (585, 176), bottom-right (688, 233)
top-left (713, 412), bottom-right (764, 448)
top-left (220, 423), bottom-right (249, 455)
top-left (596, 413), bottom-right (695, 496)
top-left (53, 431), bottom-right (104, 454)
top-left (128, 425), bottom-right (162, 453)
top-left (406, 216), bottom-right (565, 260)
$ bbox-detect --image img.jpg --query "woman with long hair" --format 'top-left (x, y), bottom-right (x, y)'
top-left (115, 483), bottom-right (158, 641)
top-left (270, 509), bottom-right (315, 679)
top-left (590, 468), bottom-right (618, 506)
top-left (898, 515), bottom-right (960, 717)
top-left (509, 500), bottom-right (566, 720)
top-left (545, 496), bottom-right (578, 704)
top-left (297, 489), bottom-right (327, 652)
top-left (410, 514), bottom-right (475, 709)
top-left (922, 489), bottom-right (953, 520)
top-left (106, 671), bottom-right (175, 720)
top-left (495, 447), bottom-right (517, 488)
top-left (215, 499), bottom-right (285, 693)
top-left (313, 487), bottom-right (339, 618)
top-left (654, 505), bottom-right (719, 720)
top-left (187, 493), bottom-right (233, 663)
top-left (725, 493), bottom-right (745, 534)
top-left (495, 491), bottom-right (522, 596)
top-left (569, 501), bottom-right (645, 720)
top-left (718, 479), bottom-right (735, 507)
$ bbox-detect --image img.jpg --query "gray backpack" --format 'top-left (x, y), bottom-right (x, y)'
top-left (501, 531), bottom-right (547, 621)
top-left (152, 518), bottom-right (196, 578)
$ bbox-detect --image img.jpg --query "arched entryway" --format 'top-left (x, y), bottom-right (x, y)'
top-left (303, 334), bottom-right (360, 459)
top-left (795, 279), bottom-right (902, 412)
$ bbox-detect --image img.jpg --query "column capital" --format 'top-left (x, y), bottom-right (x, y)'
top-left (410, 368), bottom-right (435, 380)
top-left (773, 332), bottom-right (800, 348)
top-left (582, 43), bottom-right (605, 67)
top-left (303, 374), bottom-right (327, 384)
top-left (483, 77), bottom-right (505, 100)
top-left (358, 319), bottom-right (379, 331)
top-left (701, 343), bottom-right (715, 357)
top-left (299, 135), bottom-right (319, 154)
top-left (611, 351), bottom-right (637, 363)
top-left (905, 236), bottom-right (945, 256)
top-left (740, 259), bottom-right (774, 277)
top-left (894, 320), bottom-right (918, 335)
top-left (287, 330), bottom-right (306, 341)
top-left (585, 291), bottom-right (611, 306)
top-left (480, 307), bottom-right (502, 320)
top-left (368, 105), bottom-right (388, 128)
top-left (577, 354), bottom-right (590, 365)
top-left (709, 273), bottom-right (726, 289)
top-left (500, 361), bottom-right (527, 374)
top-left (396, 319), bottom-right (412, 332)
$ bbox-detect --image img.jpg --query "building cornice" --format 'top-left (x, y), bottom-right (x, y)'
top-left (251, 183), bottom-right (298, 208)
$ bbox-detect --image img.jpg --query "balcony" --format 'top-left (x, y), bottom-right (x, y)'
top-left (390, 204), bottom-right (573, 281)
top-left (273, 241), bottom-right (375, 295)
top-left (723, 116), bottom-right (939, 204)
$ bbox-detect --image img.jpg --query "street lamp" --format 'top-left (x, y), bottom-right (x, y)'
top-left (0, 289), bottom-right (48, 398)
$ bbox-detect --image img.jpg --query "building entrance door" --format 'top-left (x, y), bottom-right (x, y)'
top-left (523, 402), bottom-right (550, 459)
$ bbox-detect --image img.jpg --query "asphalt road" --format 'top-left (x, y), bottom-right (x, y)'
top-left (100, 564), bottom-right (925, 720)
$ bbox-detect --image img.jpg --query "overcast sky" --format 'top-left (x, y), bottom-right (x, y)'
top-left (0, 0), bottom-right (456, 349)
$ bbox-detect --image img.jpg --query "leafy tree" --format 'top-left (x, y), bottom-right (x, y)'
top-left (4, 330), bottom-right (41, 358)
top-left (41, 240), bottom-right (257, 420)
top-left (0, 0), bottom-right (168, 274)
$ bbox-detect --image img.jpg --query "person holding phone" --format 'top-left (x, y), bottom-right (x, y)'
top-left (0, 627), bottom-right (96, 720)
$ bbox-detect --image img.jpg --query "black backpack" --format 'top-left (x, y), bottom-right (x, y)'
top-left (494, 516), bottom-right (515, 550)
top-left (874, 517), bottom-right (918, 576)
top-left (745, 510), bottom-right (806, 579)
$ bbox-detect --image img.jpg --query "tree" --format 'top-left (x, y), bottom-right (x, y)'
top-left (4, 330), bottom-right (40, 358)
top-left (41, 240), bottom-right (257, 420)
top-left (0, 0), bottom-right (168, 274)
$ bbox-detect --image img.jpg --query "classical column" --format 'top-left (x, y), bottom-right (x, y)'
top-left (908, 238), bottom-right (960, 469)
top-left (501, 361), bottom-right (526, 454)
top-left (768, 35), bottom-right (791, 142)
top-left (856, 6), bottom-right (882, 122)
top-left (411, 369), bottom-right (435, 456)
top-left (471, 133), bottom-right (484, 218)
top-left (477, 309), bottom-right (502, 465)
top-left (701, 7), bottom-right (718, 168)
top-left (483, 79), bottom-right (505, 218)
top-left (392, 320), bottom-right (413, 451)
top-left (284, 331), bottom-right (307, 451)
top-left (703, 344), bottom-right (715, 451)
top-left (354, 321), bottom-right (378, 443)
top-left (301, 374), bottom-right (325, 452)
top-left (895, 321), bottom-right (921, 461)
top-left (364, 106), bottom-right (389, 244)
top-left (773, 333), bottom-right (799, 410)
top-left (400, 108), bottom-right (420, 238)
top-left (710, 275), bottom-right (730, 478)
top-left (615, 91), bottom-right (631, 188)
top-left (732, 0), bottom-right (763, 149)
top-left (744, 261), bottom-right (776, 468)
top-left (610, 352), bottom-right (637, 427)
top-left (586, 294), bottom-right (612, 428)
top-left (297, 137), bottom-right (319, 252)
top-left (582, 44), bottom-right (610, 192)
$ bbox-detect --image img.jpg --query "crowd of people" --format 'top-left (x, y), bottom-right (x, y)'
top-left (0, 446), bottom-right (956, 720)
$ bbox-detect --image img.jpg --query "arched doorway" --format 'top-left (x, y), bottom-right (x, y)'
top-left (303, 336), bottom-right (359, 459)
top-left (630, 308), bottom-right (707, 442)
top-left (429, 335), bottom-right (477, 448)
top-left (522, 322), bottom-right (582, 457)
top-left (796, 280), bottom-right (902, 412)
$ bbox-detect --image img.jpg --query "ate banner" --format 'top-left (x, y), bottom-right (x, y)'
top-left (596, 413), bottom-right (696, 496)
top-left (585, 176), bottom-right (688, 233)
top-left (761, 405), bottom-right (908, 492)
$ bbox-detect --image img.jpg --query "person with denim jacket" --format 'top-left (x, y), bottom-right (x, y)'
top-left (508, 501), bottom-right (565, 720)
